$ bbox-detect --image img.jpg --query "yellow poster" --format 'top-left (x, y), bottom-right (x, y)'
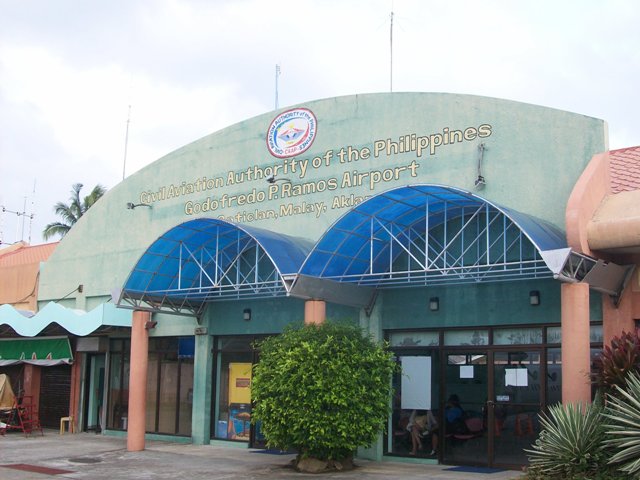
top-left (228, 362), bottom-right (252, 405)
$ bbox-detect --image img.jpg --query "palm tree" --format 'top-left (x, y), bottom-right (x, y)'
top-left (42, 183), bottom-right (107, 240)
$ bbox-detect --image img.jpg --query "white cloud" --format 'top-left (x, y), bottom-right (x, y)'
top-left (1, 0), bottom-right (639, 244)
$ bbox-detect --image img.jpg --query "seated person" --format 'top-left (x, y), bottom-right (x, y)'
top-left (407, 409), bottom-right (438, 455)
top-left (445, 394), bottom-right (467, 435)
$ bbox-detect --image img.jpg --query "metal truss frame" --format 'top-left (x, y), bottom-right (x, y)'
top-left (118, 229), bottom-right (292, 318)
top-left (312, 200), bottom-right (551, 288)
top-left (541, 248), bottom-right (635, 304)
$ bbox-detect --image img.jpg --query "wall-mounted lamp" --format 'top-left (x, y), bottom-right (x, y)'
top-left (145, 319), bottom-right (158, 330)
top-left (266, 175), bottom-right (291, 184)
top-left (429, 297), bottom-right (439, 312)
top-left (126, 202), bottom-right (152, 210)
top-left (529, 290), bottom-right (540, 306)
top-left (243, 308), bottom-right (252, 321)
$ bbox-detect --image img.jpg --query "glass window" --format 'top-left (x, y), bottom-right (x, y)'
top-left (145, 353), bottom-right (159, 430)
top-left (213, 337), bottom-right (255, 442)
top-left (178, 361), bottom-right (194, 435)
top-left (447, 354), bottom-right (487, 365)
top-left (388, 353), bottom-right (439, 457)
top-left (389, 331), bottom-right (439, 347)
top-left (546, 325), bottom-right (603, 345)
top-left (493, 351), bottom-right (540, 404)
top-left (107, 339), bottom-right (130, 430)
top-left (590, 347), bottom-right (602, 400)
top-left (547, 327), bottom-right (562, 344)
top-left (144, 337), bottom-right (195, 436)
top-left (216, 353), bottom-right (253, 441)
top-left (590, 325), bottom-right (603, 343)
top-left (382, 324), bottom-right (601, 463)
top-left (157, 352), bottom-right (179, 433)
top-left (493, 327), bottom-right (542, 345)
top-left (444, 330), bottom-right (488, 346)
top-left (546, 348), bottom-right (562, 406)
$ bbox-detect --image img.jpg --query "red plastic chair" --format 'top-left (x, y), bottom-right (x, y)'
top-left (452, 416), bottom-right (484, 440)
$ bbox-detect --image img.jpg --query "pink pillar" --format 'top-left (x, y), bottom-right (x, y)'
top-left (561, 283), bottom-right (591, 405)
top-left (127, 310), bottom-right (150, 451)
top-left (304, 300), bottom-right (326, 325)
top-left (603, 286), bottom-right (637, 346)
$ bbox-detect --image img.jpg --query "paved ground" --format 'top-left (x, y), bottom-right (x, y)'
top-left (0, 430), bottom-right (524, 480)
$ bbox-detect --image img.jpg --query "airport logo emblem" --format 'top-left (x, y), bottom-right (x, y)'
top-left (266, 108), bottom-right (317, 158)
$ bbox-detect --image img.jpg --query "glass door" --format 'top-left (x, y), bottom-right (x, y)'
top-left (492, 350), bottom-right (542, 467)
top-left (84, 354), bottom-right (105, 432)
top-left (443, 351), bottom-right (489, 466)
top-left (211, 336), bottom-right (264, 445)
top-left (443, 349), bottom-right (542, 468)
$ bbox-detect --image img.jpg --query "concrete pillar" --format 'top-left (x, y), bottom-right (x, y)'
top-left (357, 294), bottom-right (384, 462)
top-left (304, 300), bottom-right (326, 325)
top-left (191, 334), bottom-right (214, 444)
top-left (561, 283), bottom-right (591, 405)
top-left (603, 284), bottom-right (637, 346)
top-left (359, 293), bottom-right (382, 342)
top-left (127, 310), bottom-right (150, 451)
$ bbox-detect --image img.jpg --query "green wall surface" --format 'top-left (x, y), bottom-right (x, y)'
top-left (204, 297), bottom-right (359, 336)
top-left (381, 279), bottom-right (603, 330)
top-left (38, 93), bottom-right (606, 305)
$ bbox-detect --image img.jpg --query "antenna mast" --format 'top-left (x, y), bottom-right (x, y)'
top-left (275, 64), bottom-right (281, 110)
top-left (390, 10), bottom-right (394, 92)
top-left (28, 179), bottom-right (36, 243)
top-left (20, 197), bottom-right (27, 242)
top-left (122, 104), bottom-right (131, 180)
top-left (0, 201), bottom-right (34, 244)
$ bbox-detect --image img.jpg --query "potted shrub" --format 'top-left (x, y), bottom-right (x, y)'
top-left (251, 322), bottom-right (396, 472)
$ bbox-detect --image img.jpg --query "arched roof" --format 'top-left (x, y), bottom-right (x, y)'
top-left (118, 218), bottom-right (314, 317)
top-left (117, 185), bottom-right (633, 315)
top-left (297, 185), bottom-right (567, 288)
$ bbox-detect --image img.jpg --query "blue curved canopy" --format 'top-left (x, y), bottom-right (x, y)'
top-left (299, 185), bottom-right (567, 287)
top-left (118, 186), bottom-right (573, 315)
top-left (119, 218), bottom-right (313, 316)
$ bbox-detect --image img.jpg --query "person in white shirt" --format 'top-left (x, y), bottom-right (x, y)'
top-left (407, 409), bottom-right (438, 455)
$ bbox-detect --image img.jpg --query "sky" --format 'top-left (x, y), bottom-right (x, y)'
top-left (1, 0), bottom-right (639, 246)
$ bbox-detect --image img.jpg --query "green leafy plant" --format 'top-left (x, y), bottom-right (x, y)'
top-left (592, 331), bottom-right (640, 398)
top-left (251, 322), bottom-right (396, 467)
top-left (525, 398), bottom-right (611, 479)
top-left (603, 371), bottom-right (640, 477)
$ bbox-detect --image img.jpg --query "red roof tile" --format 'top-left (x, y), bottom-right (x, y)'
top-left (0, 242), bottom-right (58, 267)
top-left (610, 146), bottom-right (640, 194)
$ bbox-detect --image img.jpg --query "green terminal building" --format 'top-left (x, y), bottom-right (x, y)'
top-left (3, 92), bottom-right (640, 470)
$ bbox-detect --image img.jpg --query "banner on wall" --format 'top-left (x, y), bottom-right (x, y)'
top-left (227, 362), bottom-right (253, 440)
top-left (228, 362), bottom-right (252, 404)
top-left (400, 356), bottom-right (432, 410)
